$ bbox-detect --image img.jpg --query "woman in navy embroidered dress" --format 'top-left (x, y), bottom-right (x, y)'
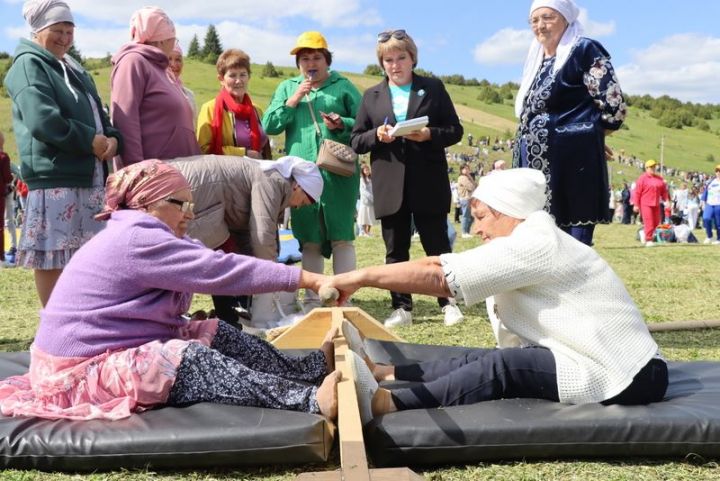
top-left (513, 0), bottom-right (627, 246)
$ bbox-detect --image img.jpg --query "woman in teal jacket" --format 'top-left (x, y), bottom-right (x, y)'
top-left (263, 31), bottom-right (361, 308)
top-left (4, 1), bottom-right (122, 306)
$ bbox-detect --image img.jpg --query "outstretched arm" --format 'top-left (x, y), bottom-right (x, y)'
top-left (325, 257), bottom-right (451, 305)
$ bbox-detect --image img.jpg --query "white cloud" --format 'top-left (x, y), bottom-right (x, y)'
top-left (473, 9), bottom-right (615, 66)
top-left (616, 34), bottom-right (720, 103)
top-left (578, 9), bottom-right (615, 38)
top-left (473, 28), bottom-right (531, 65)
top-left (3, 1), bottom-right (382, 66)
top-left (54, 0), bottom-right (381, 28)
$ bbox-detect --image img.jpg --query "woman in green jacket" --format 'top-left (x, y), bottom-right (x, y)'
top-left (262, 31), bottom-right (361, 309)
top-left (4, 1), bottom-right (122, 306)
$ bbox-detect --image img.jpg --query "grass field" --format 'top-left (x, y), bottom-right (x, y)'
top-left (1, 222), bottom-right (720, 480)
top-left (1, 51), bottom-right (720, 480)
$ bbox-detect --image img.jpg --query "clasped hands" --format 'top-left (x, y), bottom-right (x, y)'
top-left (92, 134), bottom-right (118, 161)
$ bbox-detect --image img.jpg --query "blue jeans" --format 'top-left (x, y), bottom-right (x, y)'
top-left (460, 198), bottom-right (473, 234)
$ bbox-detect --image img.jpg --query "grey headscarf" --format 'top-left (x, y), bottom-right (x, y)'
top-left (22, 0), bottom-right (74, 34)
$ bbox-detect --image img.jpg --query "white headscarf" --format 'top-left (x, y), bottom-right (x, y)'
top-left (257, 156), bottom-right (324, 202)
top-left (514, 0), bottom-right (584, 117)
top-left (472, 168), bottom-right (546, 219)
top-left (22, 0), bottom-right (74, 34)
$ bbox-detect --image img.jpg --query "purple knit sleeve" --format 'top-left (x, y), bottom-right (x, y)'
top-left (128, 222), bottom-right (301, 296)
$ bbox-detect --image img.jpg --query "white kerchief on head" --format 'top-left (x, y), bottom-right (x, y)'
top-left (472, 168), bottom-right (547, 219)
top-left (257, 156), bottom-right (324, 202)
top-left (23, 0), bottom-right (74, 34)
top-left (514, 0), bottom-right (584, 117)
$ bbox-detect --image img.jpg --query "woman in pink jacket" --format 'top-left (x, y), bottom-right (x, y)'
top-left (632, 159), bottom-right (669, 246)
top-left (111, 7), bottom-right (199, 166)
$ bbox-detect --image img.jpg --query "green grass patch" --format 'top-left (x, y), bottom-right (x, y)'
top-left (1, 221), bottom-right (719, 479)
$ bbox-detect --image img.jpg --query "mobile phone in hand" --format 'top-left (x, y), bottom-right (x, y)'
top-left (321, 111), bottom-right (341, 123)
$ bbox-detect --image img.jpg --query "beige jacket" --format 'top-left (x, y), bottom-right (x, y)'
top-left (168, 155), bottom-right (292, 260)
top-left (457, 173), bottom-right (477, 200)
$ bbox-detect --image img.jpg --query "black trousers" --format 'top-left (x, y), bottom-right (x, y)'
top-left (380, 203), bottom-right (452, 311)
top-left (391, 347), bottom-right (668, 410)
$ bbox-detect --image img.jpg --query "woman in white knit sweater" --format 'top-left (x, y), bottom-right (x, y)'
top-left (330, 168), bottom-right (667, 424)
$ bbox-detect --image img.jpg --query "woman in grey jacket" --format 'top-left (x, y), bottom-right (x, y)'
top-left (169, 155), bottom-right (322, 325)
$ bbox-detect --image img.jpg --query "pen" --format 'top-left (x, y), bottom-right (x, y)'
top-left (383, 116), bottom-right (388, 128)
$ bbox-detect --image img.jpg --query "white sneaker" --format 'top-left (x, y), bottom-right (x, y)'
top-left (644, 241), bottom-right (655, 247)
top-left (384, 308), bottom-right (412, 328)
top-left (341, 320), bottom-right (367, 359)
top-left (442, 304), bottom-right (464, 326)
top-left (713, 240), bottom-right (720, 245)
top-left (346, 350), bottom-right (378, 426)
top-left (704, 238), bottom-right (713, 244)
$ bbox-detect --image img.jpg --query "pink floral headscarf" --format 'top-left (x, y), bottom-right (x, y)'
top-left (95, 160), bottom-right (190, 220)
top-left (129, 6), bottom-right (175, 44)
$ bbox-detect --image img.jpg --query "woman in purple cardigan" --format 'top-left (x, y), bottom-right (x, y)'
top-left (0, 160), bottom-right (340, 421)
top-left (110, 7), bottom-right (199, 166)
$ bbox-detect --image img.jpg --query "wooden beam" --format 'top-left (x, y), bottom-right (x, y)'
top-left (343, 308), bottom-right (403, 342)
top-left (271, 309), bottom-right (332, 349)
top-left (648, 319), bottom-right (720, 332)
top-left (271, 307), bottom-right (403, 349)
top-left (335, 338), bottom-right (371, 481)
top-left (296, 468), bottom-right (425, 481)
top-left (288, 309), bottom-right (425, 481)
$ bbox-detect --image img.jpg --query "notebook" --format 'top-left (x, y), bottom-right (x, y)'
top-left (389, 116), bottom-right (429, 137)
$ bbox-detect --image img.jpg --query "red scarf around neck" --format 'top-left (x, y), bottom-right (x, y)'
top-left (210, 88), bottom-right (261, 155)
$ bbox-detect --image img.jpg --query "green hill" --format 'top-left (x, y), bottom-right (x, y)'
top-left (2, 57), bottom-right (720, 187)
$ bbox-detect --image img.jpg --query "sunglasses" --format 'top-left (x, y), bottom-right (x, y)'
top-left (165, 198), bottom-right (194, 214)
top-left (377, 29), bottom-right (407, 43)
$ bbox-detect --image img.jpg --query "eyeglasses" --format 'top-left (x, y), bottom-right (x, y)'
top-left (528, 13), bottom-right (560, 26)
top-left (377, 29), bottom-right (407, 43)
top-left (165, 198), bottom-right (194, 214)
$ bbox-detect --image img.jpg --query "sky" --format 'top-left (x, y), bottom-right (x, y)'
top-left (2, 0), bottom-right (720, 104)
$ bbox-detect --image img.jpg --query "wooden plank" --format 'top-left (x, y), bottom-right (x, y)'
top-left (335, 338), bottom-right (371, 481)
top-left (343, 308), bottom-right (403, 342)
top-left (271, 307), bottom-right (404, 348)
top-left (296, 468), bottom-right (425, 481)
top-left (292, 308), bottom-right (423, 481)
top-left (648, 319), bottom-right (720, 332)
top-left (271, 309), bottom-right (332, 348)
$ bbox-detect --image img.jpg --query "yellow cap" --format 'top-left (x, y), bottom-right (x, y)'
top-left (290, 31), bottom-right (328, 55)
top-left (645, 159), bottom-right (657, 168)
top-left (715, 164), bottom-right (720, 171)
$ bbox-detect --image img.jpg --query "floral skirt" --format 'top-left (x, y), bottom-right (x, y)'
top-left (17, 165), bottom-right (105, 270)
top-left (0, 320), bottom-right (218, 421)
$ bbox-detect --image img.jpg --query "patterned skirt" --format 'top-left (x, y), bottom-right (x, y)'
top-left (0, 320), bottom-right (218, 421)
top-left (17, 164), bottom-right (105, 270)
